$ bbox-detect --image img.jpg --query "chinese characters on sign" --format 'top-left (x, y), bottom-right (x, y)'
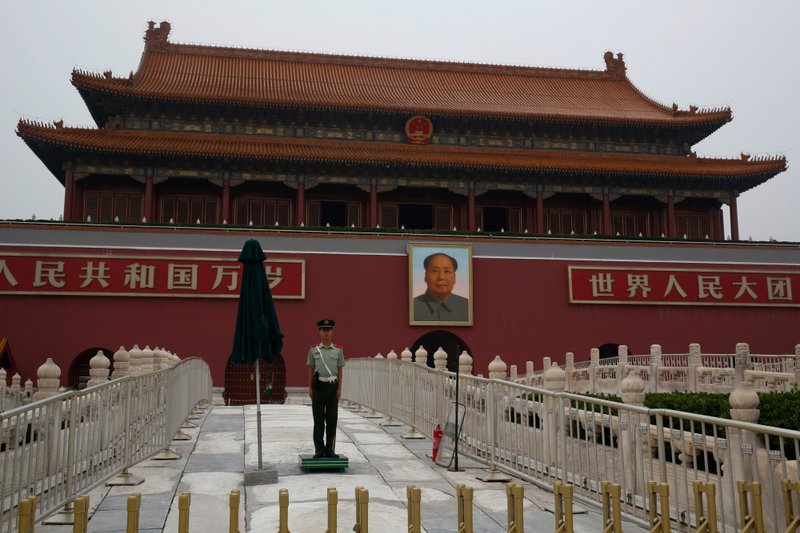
top-left (569, 266), bottom-right (799, 307)
top-left (0, 253), bottom-right (305, 299)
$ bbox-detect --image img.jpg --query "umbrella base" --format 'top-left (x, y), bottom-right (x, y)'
top-left (299, 454), bottom-right (349, 472)
top-left (244, 464), bottom-right (278, 486)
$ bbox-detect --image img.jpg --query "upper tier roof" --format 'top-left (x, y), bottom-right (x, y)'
top-left (71, 21), bottom-right (731, 130)
top-left (17, 120), bottom-right (786, 193)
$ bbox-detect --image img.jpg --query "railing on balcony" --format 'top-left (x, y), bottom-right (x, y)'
top-left (0, 357), bottom-right (212, 533)
top-left (343, 356), bottom-right (800, 532)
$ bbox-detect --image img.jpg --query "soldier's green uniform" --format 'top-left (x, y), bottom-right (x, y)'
top-left (307, 319), bottom-right (345, 458)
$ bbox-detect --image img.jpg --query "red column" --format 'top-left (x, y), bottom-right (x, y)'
top-left (602, 192), bottom-right (611, 235)
top-left (536, 191), bottom-right (544, 234)
top-left (729, 193), bottom-right (740, 241)
top-left (295, 179), bottom-right (305, 226)
top-left (369, 183), bottom-right (377, 228)
top-left (144, 175), bottom-right (154, 222)
top-left (221, 178), bottom-right (230, 223)
top-left (63, 170), bottom-right (74, 221)
top-left (667, 193), bottom-right (676, 238)
top-left (467, 186), bottom-right (476, 231)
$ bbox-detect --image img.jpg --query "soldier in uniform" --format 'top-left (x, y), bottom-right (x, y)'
top-left (307, 319), bottom-right (345, 458)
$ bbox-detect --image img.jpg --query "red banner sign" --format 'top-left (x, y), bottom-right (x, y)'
top-left (569, 266), bottom-right (799, 307)
top-left (0, 252), bottom-right (304, 299)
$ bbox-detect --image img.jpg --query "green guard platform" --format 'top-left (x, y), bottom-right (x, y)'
top-left (299, 454), bottom-right (349, 472)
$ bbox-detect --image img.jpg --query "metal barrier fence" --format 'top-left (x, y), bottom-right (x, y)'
top-left (343, 357), bottom-right (800, 532)
top-left (0, 357), bottom-right (212, 533)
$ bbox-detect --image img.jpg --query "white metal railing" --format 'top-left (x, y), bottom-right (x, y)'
top-left (0, 357), bottom-right (211, 532)
top-left (343, 358), bottom-right (800, 533)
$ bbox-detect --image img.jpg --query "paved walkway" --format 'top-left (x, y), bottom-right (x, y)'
top-left (38, 403), bottom-right (648, 532)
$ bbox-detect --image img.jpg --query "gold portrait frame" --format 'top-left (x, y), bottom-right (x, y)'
top-left (408, 243), bottom-right (473, 326)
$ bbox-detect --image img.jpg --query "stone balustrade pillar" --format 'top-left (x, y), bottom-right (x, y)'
top-left (433, 347), bottom-right (448, 371)
top-left (620, 369), bottom-right (648, 492)
top-left (565, 352), bottom-right (574, 392)
top-left (112, 346), bottom-right (130, 378)
top-left (414, 345), bottom-right (428, 366)
top-left (386, 350), bottom-right (398, 360)
top-left (128, 344), bottom-right (143, 376)
top-left (724, 380), bottom-right (762, 521)
top-left (616, 344), bottom-right (629, 392)
top-left (24, 379), bottom-right (33, 398)
top-left (11, 373), bottom-right (21, 393)
top-left (87, 350), bottom-right (111, 387)
top-left (458, 351), bottom-right (473, 375)
top-left (543, 357), bottom-right (551, 371)
top-left (543, 363), bottom-right (566, 466)
top-left (509, 365), bottom-right (518, 381)
top-left (734, 342), bottom-right (751, 386)
top-left (688, 343), bottom-right (702, 392)
top-left (400, 347), bottom-right (413, 363)
top-left (140, 345), bottom-right (155, 373)
top-left (0, 368), bottom-right (6, 387)
top-left (649, 344), bottom-right (662, 392)
top-left (488, 355), bottom-right (507, 380)
top-left (374, 353), bottom-right (384, 359)
top-left (590, 348), bottom-right (600, 393)
top-left (525, 361), bottom-right (534, 386)
top-left (33, 357), bottom-right (61, 400)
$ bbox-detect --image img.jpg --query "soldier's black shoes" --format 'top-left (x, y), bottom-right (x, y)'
top-left (313, 452), bottom-right (325, 459)
top-left (325, 450), bottom-right (339, 459)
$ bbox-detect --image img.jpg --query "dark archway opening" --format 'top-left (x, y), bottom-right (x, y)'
top-left (410, 331), bottom-right (471, 372)
top-left (69, 347), bottom-right (115, 389)
top-left (223, 355), bottom-right (286, 405)
top-left (597, 343), bottom-right (633, 359)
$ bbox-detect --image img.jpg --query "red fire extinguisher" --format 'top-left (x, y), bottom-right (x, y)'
top-left (432, 424), bottom-right (443, 461)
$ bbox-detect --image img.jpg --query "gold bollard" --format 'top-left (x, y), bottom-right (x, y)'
top-left (647, 481), bottom-right (670, 533)
top-left (178, 492), bottom-right (191, 533)
top-left (72, 495), bottom-right (89, 533)
top-left (456, 483), bottom-right (474, 533)
top-left (506, 482), bottom-right (524, 533)
top-left (326, 487), bottom-right (337, 533)
top-left (737, 480), bottom-right (764, 533)
top-left (127, 493), bottom-right (141, 533)
top-left (553, 481), bottom-right (573, 533)
top-left (782, 479), bottom-right (800, 533)
top-left (354, 486), bottom-right (369, 533)
top-left (407, 485), bottom-right (421, 533)
top-left (18, 496), bottom-right (37, 533)
top-left (229, 489), bottom-right (240, 533)
top-left (278, 489), bottom-right (290, 533)
top-left (600, 481), bottom-right (622, 533)
top-left (693, 480), bottom-right (717, 533)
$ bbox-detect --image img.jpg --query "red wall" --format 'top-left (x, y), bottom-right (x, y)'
top-left (2, 246), bottom-right (798, 388)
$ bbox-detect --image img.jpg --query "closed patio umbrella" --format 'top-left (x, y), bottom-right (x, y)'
top-left (230, 239), bottom-right (284, 470)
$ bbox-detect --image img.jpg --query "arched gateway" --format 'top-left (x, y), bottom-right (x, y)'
top-left (411, 331), bottom-right (471, 372)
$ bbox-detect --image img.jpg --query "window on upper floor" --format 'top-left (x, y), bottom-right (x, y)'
top-left (84, 191), bottom-right (143, 223)
top-left (161, 195), bottom-right (219, 224)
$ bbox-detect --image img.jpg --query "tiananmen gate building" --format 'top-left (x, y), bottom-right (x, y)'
top-left (3, 21), bottom-right (797, 402)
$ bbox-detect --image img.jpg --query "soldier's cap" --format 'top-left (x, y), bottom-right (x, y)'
top-left (317, 319), bottom-right (335, 329)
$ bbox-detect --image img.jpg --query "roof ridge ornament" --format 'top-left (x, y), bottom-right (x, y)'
top-left (145, 21), bottom-right (171, 52)
top-left (603, 51), bottom-right (626, 79)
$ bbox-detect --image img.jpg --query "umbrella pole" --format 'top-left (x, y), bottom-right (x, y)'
top-left (255, 359), bottom-right (263, 470)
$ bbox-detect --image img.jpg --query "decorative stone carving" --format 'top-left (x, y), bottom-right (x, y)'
top-left (33, 358), bottom-right (61, 400)
top-left (386, 350), bottom-right (398, 360)
top-left (488, 355), bottom-right (507, 380)
top-left (621, 369), bottom-right (646, 406)
top-left (458, 351), bottom-right (473, 375)
top-left (374, 353), bottom-right (384, 359)
top-left (112, 346), bottom-right (130, 378)
top-left (543, 363), bottom-right (566, 391)
top-left (400, 348), bottom-right (413, 363)
top-left (88, 350), bottom-right (111, 387)
top-left (433, 347), bottom-right (448, 371)
top-left (414, 345), bottom-right (428, 365)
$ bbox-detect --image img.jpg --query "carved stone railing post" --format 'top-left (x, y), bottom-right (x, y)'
top-left (128, 345), bottom-right (143, 376)
top-left (11, 372), bottom-right (21, 394)
top-left (433, 347), bottom-right (448, 371)
top-left (543, 356), bottom-right (551, 371)
top-left (400, 347), bottom-right (413, 364)
top-left (509, 365), bottom-right (518, 381)
top-left (734, 342), bottom-right (751, 387)
top-left (488, 356), bottom-right (507, 380)
top-left (87, 350), bottom-right (111, 387)
top-left (616, 344), bottom-right (629, 392)
top-left (543, 363), bottom-right (566, 467)
top-left (33, 357), bottom-right (61, 400)
top-left (649, 344), bottom-right (662, 393)
top-left (525, 361), bottom-right (534, 386)
top-left (112, 346), bottom-right (130, 378)
top-left (459, 351), bottom-right (473, 375)
top-left (726, 380), bottom-right (762, 524)
top-left (621, 369), bottom-right (648, 493)
top-left (688, 343), bottom-right (702, 392)
top-left (590, 348), bottom-right (599, 394)
top-left (565, 352), bottom-right (574, 392)
top-left (140, 345), bottom-right (154, 374)
top-left (23, 378), bottom-right (33, 400)
top-left (414, 345), bottom-right (428, 366)
top-left (795, 344), bottom-right (800, 386)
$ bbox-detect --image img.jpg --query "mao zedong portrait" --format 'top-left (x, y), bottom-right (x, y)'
top-left (412, 252), bottom-right (469, 322)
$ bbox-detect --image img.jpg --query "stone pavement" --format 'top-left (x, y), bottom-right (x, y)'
top-left (38, 403), bottom-right (648, 532)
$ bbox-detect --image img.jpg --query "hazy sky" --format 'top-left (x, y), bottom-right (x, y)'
top-left (2, 1), bottom-right (798, 241)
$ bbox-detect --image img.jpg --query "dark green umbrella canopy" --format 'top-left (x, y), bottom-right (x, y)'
top-left (230, 239), bottom-right (284, 364)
